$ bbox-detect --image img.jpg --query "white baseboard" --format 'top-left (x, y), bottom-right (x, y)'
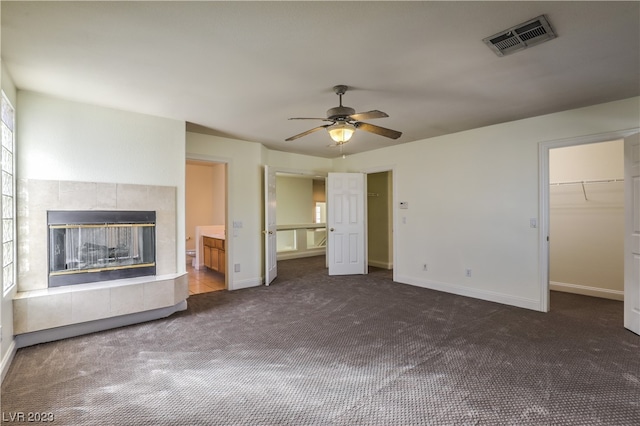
top-left (550, 281), bottom-right (624, 301)
top-left (395, 274), bottom-right (542, 312)
top-left (231, 277), bottom-right (263, 290)
top-left (1, 339), bottom-right (17, 384)
top-left (277, 250), bottom-right (325, 261)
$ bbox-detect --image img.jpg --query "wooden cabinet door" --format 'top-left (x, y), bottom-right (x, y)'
top-left (211, 247), bottom-right (220, 271)
top-left (203, 244), bottom-right (212, 269)
top-left (219, 249), bottom-right (226, 274)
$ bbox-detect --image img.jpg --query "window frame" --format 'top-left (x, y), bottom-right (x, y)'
top-left (1, 91), bottom-right (16, 296)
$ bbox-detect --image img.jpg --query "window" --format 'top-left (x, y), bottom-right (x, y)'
top-left (315, 202), bottom-right (326, 224)
top-left (1, 92), bottom-right (15, 294)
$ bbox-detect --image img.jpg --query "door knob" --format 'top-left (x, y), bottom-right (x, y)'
top-left (330, 228), bottom-right (335, 232)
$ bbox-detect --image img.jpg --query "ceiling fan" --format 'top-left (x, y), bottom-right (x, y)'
top-left (285, 85), bottom-right (402, 144)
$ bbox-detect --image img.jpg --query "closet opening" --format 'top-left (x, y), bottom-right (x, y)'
top-left (548, 140), bottom-right (624, 304)
top-left (367, 171), bottom-right (393, 272)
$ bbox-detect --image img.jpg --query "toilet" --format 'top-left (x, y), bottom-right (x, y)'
top-left (186, 249), bottom-right (196, 267)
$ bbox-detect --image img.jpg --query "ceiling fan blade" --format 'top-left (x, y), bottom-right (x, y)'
top-left (355, 122), bottom-right (402, 139)
top-left (285, 125), bottom-right (330, 141)
top-left (349, 110), bottom-right (389, 121)
top-left (288, 117), bottom-right (332, 121)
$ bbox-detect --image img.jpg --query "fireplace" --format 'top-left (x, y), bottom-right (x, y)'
top-left (48, 210), bottom-right (156, 287)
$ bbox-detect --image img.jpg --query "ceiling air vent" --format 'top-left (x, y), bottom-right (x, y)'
top-left (483, 15), bottom-right (556, 57)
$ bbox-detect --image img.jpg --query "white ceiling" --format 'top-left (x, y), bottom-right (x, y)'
top-left (2, 1), bottom-right (639, 158)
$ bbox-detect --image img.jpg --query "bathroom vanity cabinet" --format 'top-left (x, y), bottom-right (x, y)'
top-left (203, 236), bottom-right (225, 274)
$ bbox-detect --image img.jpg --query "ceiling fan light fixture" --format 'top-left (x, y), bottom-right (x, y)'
top-left (327, 122), bottom-right (355, 143)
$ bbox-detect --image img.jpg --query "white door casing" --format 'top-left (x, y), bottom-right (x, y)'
top-left (264, 166), bottom-right (277, 285)
top-left (328, 172), bottom-right (367, 275)
top-left (624, 132), bottom-right (640, 335)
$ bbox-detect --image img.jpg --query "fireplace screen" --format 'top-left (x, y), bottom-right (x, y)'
top-left (48, 211), bottom-right (156, 287)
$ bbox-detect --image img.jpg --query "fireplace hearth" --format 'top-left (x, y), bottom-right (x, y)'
top-left (48, 210), bottom-right (156, 287)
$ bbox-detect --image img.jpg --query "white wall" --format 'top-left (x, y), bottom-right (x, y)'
top-left (276, 176), bottom-right (314, 225)
top-left (265, 149), bottom-right (332, 173)
top-left (186, 134), bottom-right (331, 289)
top-left (186, 132), bottom-right (263, 289)
top-left (17, 92), bottom-right (185, 187)
top-left (550, 141), bottom-right (623, 183)
top-left (549, 140), bottom-right (624, 299)
top-left (16, 91), bottom-right (186, 269)
top-left (335, 97), bottom-right (640, 311)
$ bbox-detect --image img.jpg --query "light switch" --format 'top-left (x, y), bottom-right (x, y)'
top-left (530, 218), bottom-right (537, 228)
top-left (399, 201), bottom-right (408, 209)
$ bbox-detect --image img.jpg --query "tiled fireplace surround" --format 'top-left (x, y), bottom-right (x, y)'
top-left (13, 179), bottom-right (188, 346)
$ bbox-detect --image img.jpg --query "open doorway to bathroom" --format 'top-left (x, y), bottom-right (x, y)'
top-left (186, 159), bottom-right (227, 295)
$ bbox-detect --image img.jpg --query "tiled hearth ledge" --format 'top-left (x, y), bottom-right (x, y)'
top-left (13, 273), bottom-right (188, 348)
top-left (14, 179), bottom-right (187, 348)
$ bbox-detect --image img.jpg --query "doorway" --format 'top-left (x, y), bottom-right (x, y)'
top-left (264, 168), bottom-right (395, 281)
top-left (264, 168), bottom-right (328, 285)
top-left (185, 159), bottom-right (227, 294)
top-left (539, 129), bottom-right (639, 315)
top-left (548, 140), bottom-right (624, 302)
top-left (367, 171), bottom-right (393, 271)
top-left (275, 172), bottom-right (327, 261)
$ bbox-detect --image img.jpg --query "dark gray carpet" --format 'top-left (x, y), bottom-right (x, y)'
top-left (2, 256), bottom-right (639, 425)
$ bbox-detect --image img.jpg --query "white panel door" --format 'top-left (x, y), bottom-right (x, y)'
top-left (624, 132), bottom-right (640, 335)
top-left (264, 166), bottom-right (277, 285)
top-left (328, 173), bottom-right (367, 275)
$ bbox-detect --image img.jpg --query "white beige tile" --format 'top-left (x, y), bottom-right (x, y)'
top-left (26, 179), bottom-right (60, 211)
top-left (155, 244), bottom-right (176, 275)
top-left (148, 186), bottom-right (176, 211)
top-left (17, 276), bottom-right (47, 292)
top-left (143, 279), bottom-right (174, 310)
top-left (16, 178), bottom-right (31, 217)
top-left (59, 181), bottom-right (97, 209)
top-left (156, 211), bottom-right (177, 275)
top-left (13, 298), bottom-right (28, 334)
top-left (174, 274), bottom-right (189, 304)
top-left (71, 288), bottom-right (111, 323)
top-left (116, 184), bottom-right (149, 210)
top-left (96, 182), bottom-right (117, 209)
top-left (19, 217), bottom-right (49, 291)
top-left (16, 178), bottom-right (181, 332)
top-left (28, 292), bottom-right (72, 332)
top-left (111, 284), bottom-right (144, 316)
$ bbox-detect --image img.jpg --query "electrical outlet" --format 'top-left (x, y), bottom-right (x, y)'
top-left (423, 263), bottom-right (428, 271)
top-left (234, 263), bottom-right (241, 273)
top-left (465, 268), bottom-right (472, 277)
